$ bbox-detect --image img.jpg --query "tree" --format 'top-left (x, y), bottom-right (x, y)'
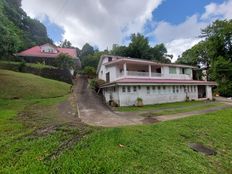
top-left (0, 0), bottom-right (52, 57)
top-left (82, 66), bottom-right (96, 77)
top-left (151, 44), bottom-right (172, 63)
top-left (80, 43), bottom-right (94, 59)
top-left (176, 19), bottom-right (232, 96)
top-left (127, 33), bottom-right (152, 59)
top-left (111, 44), bottom-right (129, 57)
top-left (60, 39), bottom-right (72, 48)
top-left (55, 53), bottom-right (74, 70)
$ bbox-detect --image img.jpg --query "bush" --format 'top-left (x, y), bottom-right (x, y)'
top-left (82, 66), bottom-right (96, 78)
top-left (55, 53), bottom-right (75, 70)
top-left (89, 78), bottom-right (106, 91)
top-left (136, 97), bottom-right (143, 107)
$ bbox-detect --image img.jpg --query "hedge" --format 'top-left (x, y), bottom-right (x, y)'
top-left (0, 61), bottom-right (73, 84)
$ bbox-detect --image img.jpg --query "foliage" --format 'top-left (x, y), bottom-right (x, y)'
top-left (89, 78), bottom-right (105, 91)
top-left (0, 0), bottom-right (52, 57)
top-left (55, 53), bottom-right (75, 70)
top-left (59, 39), bottom-right (73, 48)
top-left (176, 20), bottom-right (232, 96)
top-left (80, 43), bottom-right (95, 60)
top-left (82, 66), bottom-right (96, 77)
top-left (111, 33), bottom-right (172, 63)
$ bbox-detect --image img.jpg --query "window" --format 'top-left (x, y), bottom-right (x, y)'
top-left (173, 86), bottom-right (175, 93)
top-left (138, 86), bottom-right (141, 90)
top-left (122, 86), bottom-right (126, 92)
top-left (127, 86), bottom-right (131, 92)
top-left (147, 86), bottom-right (150, 94)
top-left (101, 70), bottom-right (103, 74)
top-left (152, 86), bottom-right (156, 93)
top-left (108, 57), bottom-right (112, 62)
top-left (158, 86), bottom-right (161, 94)
top-left (176, 86), bottom-right (179, 93)
top-left (106, 72), bottom-right (110, 83)
top-left (169, 67), bottom-right (176, 74)
top-left (133, 86), bottom-right (137, 92)
top-left (113, 87), bottom-right (116, 92)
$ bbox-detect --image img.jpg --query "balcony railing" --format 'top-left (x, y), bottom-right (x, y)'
top-left (117, 71), bottom-right (162, 78)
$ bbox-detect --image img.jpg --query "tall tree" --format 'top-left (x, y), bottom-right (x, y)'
top-left (127, 33), bottom-right (152, 59)
top-left (60, 39), bottom-right (73, 48)
top-left (0, 0), bottom-right (52, 57)
top-left (151, 43), bottom-right (172, 63)
top-left (176, 19), bottom-right (232, 96)
top-left (80, 43), bottom-right (94, 60)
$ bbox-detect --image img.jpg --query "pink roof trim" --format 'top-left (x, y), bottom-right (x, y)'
top-left (100, 78), bottom-right (217, 87)
top-left (16, 45), bottom-right (77, 58)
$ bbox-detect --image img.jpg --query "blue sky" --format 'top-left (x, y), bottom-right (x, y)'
top-left (22, 0), bottom-right (231, 60)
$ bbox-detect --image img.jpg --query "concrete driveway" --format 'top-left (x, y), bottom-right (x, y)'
top-left (75, 76), bottom-right (142, 127)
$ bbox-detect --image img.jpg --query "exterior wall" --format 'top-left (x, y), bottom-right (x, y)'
top-left (103, 84), bottom-right (199, 106)
top-left (103, 86), bottom-right (120, 104)
top-left (100, 64), bottom-right (193, 81)
top-left (40, 45), bottom-right (58, 53)
top-left (206, 85), bottom-right (213, 99)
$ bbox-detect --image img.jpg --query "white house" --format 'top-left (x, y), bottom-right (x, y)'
top-left (97, 55), bottom-right (216, 106)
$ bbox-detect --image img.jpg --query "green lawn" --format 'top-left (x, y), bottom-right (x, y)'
top-left (117, 100), bottom-right (222, 113)
top-left (0, 70), bottom-right (232, 173)
top-left (0, 69), bottom-right (70, 99)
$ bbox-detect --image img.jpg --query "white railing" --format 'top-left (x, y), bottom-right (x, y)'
top-left (127, 71), bottom-right (149, 76)
top-left (117, 71), bottom-right (163, 78)
top-left (151, 72), bottom-right (162, 77)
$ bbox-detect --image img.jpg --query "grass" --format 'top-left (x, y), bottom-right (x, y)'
top-left (117, 100), bottom-right (221, 112)
top-left (0, 69), bottom-right (70, 99)
top-left (0, 70), bottom-right (232, 173)
top-left (139, 102), bottom-right (224, 117)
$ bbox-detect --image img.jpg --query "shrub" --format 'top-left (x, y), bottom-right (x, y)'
top-left (83, 66), bottom-right (96, 78)
top-left (89, 78), bottom-right (106, 91)
top-left (136, 97), bottom-right (143, 107)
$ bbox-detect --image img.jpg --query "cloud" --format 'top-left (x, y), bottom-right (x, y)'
top-left (22, 0), bottom-right (163, 49)
top-left (201, 0), bottom-right (232, 20)
top-left (152, 0), bottom-right (232, 62)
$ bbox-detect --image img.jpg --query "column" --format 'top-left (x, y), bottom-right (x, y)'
top-left (123, 63), bottom-right (127, 77)
top-left (149, 64), bottom-right (151, 77)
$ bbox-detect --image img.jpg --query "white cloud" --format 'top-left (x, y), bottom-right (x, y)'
top-left (22, 0), bottom-right (163, 49)
top-left (201, 0), bottom-right (232, 20)
top-left (166, 38), bottom-right (202, 61)
top-left (152, 0), bottom-right (232, 62)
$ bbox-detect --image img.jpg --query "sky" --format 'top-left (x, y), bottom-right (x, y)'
top-left (21, 0), bottom-right (232, 61)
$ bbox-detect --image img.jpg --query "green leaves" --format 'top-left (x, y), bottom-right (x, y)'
top-left (177, 19), bottom-right (232, 96)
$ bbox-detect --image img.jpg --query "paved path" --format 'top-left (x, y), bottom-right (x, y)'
top-left (75, 77), bottom-right (231, 127)
top-left (75, 76), bottom-right (141, 127)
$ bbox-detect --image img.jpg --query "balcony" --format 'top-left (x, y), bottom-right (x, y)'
top-left (117, 71), bottom-right (162, 78)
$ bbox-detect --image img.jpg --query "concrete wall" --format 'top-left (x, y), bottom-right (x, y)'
top-left (206, 85), bottom-right (213, 99)
top-left (103, 84), bottom-right (199, 106)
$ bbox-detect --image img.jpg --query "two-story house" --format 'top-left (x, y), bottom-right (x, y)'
top-left (15, 43), bottom-right (81, 67)
top-left (97, 55), bottom-right (216, 106)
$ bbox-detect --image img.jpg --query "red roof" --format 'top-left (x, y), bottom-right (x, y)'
top-left (16, 45), bottom-right (77, 58)
top-left (101, 78), bottom-right (217, 87)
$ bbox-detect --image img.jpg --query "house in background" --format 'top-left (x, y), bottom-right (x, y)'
top-left (15, 43), bottom-right (81, 68)
top-left (97, 55), bottom-right (217, 106)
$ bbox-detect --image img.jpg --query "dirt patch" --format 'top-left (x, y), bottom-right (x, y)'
top-left (189, 143), bottom-right (217, 155)
top-left (142, 117), bottom-right (160, 124)
top-left (140, 112), bottom-right (161, 117)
